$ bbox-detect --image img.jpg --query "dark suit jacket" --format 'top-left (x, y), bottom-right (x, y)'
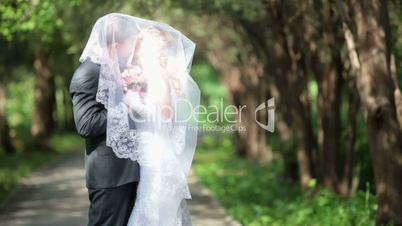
top-left (69, 58), bottom-right (140, 189)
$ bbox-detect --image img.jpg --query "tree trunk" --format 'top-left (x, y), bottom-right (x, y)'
top-left (351, 0), bottom-right (402, 224)
top-left (31, 49), bottom-right (55, 149)
top-left (381, 0), bottom-right (402, 131)
top-left (238, 15), bottom-right (300, 174)
top-left (0, 82), bottom-right (15, 154)
top-left (296, 0), bottom-right (345, 192)
top-left (339, 84), bottom-right (360, 196)
top-left (292, 89), bottom-right (317, 190)
top-left (315, 57), bottom-right (343, 192)
top-left (239, 6), bottom-right (317, 188)
top-left (272, 2), bottom-right (318, 190)
top-left (337, 0), bottom-right (362, 196)
top-left (204, 19), bottom-right (271, 161)
top-left (271, 5), bottom-right (317, 189)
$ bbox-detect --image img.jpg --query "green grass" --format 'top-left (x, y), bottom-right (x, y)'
top-left (193, 134), bottom-right (377, 226)
top-left (0, 132), bottom-right (84, 203)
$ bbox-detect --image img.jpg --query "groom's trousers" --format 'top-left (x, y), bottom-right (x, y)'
top-left (87, 181), bottom-right (139, 226)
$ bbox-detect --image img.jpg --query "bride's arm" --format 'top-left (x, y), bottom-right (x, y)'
top-left (122, 87), bottom-right (171, 120)
top-left (123, 73), bottom-right (172, 119)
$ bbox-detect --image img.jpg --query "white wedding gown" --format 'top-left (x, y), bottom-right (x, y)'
top-left (126, 113), bottom-right (192, 226)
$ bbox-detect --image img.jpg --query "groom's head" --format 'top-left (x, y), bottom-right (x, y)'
top-left (105, 14), bottom-right (139, 64)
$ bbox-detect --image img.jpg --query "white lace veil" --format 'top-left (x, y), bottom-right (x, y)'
top-left (79, 13), bottom-right (200, 226)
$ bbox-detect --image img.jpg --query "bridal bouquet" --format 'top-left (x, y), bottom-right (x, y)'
top-left (121, 66), bottom-right (148, 101)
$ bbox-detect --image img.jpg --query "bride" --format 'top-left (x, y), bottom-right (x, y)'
top-left (80, 13), bottom-right (200, 226)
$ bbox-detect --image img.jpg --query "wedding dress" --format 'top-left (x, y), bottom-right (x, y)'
top-left (126, 107), bottom-right (192, 226)
top-left (79, 13), bottom-right (200, 226)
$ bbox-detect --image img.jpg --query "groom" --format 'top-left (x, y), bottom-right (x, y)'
top-left (69, 20), bottom-right (140, 226)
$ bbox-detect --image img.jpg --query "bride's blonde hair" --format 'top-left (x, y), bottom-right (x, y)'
top-left (139, 26), bottom-right (184, 97)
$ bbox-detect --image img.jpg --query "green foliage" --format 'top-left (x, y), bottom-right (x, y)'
top-left (191, 61), bottom-right (231, 127)
top-left (4, 68), bottom-right (79, 150)
top-left (308, 79), bottom-right (320, 138)
top-left (0, 0), bottom-right (67, 43)
top-left (5, 69), bottom-right (35, 146)
top-left (168, 0), bottom-right (266, 21)
top-left (193, 135), bottom-right (377, 226)
top-left (47, 132), bottom-right (85, 153)
top-left (192, 60), bottom-right (227, 107)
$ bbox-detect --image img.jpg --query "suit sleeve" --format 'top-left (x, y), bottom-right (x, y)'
top-left (69, 64), bottom-right (107, 138)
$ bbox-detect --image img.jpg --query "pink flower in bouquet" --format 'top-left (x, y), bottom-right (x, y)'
top-left (121, 66), bottom-right (148, 101)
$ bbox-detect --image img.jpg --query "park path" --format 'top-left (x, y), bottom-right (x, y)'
top-left (0, 150), bottom-right (241, 226)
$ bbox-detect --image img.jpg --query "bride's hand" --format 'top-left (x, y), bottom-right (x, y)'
top-left (123, 90), bottom-right (148, 117)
